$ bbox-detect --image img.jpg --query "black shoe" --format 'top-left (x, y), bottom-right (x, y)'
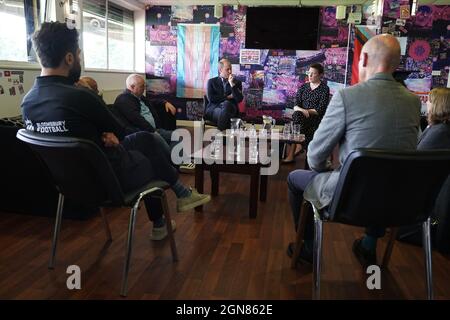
top-left (352, 238), bottom-right (377, 267)
top-left (286, 242), bottom-right (313, 264)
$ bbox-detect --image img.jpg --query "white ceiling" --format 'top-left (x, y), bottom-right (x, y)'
top-left (138, 0), bottom-right (449, 6)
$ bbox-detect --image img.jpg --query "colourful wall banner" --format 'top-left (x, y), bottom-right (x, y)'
top-left (176, 24), bottom-right (220, 99)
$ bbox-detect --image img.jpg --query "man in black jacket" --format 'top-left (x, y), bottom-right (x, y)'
top-left (22, 22), bottom-right (210, 241)
top-left (114, 74), bottom-right (176, 146)
top-left (205, 58), bottom-right (244, 130)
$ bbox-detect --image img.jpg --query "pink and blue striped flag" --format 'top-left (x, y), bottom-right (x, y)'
top-left (177, 24), bottom-right (220, 98)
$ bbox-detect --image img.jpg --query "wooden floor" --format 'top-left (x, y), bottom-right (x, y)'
top-left (1, 155), bottom-right (449, 300)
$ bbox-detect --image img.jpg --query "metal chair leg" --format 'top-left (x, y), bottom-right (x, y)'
top-left (312, 206), bottom-right (323, 300)
top-left (100, 207), bottom-right (112, 242)
top-left (120, 202), bottom-right (139, 297)
top-left (49, 193), bottom-right (64, 269)
top-left (120, 187), bottom-right (178, 297)
top-left (159, 192), bottom-right (178, 262)
top-left (282, 143), bottom-right (287, 159)
top-left (422, 217), bottom-right (434, 300)
top-left (381, 228), bottom-right (398, 269)
top-left (291, 200), bottom-right (309, 269)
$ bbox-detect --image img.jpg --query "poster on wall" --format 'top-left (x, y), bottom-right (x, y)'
top-left (176, 24), bottom-right (220, 99)
top-left (193, 6), bottom-right (217, 24)
top-left (146, 5), bottom-right (171, 26)
top-left (413, 5), bottom-right (433, 29)
top-left (185, 100), bottom-right (204, 120)
top-left (171, 5), bottom-right (194, 24)
top-left (220, 36), bottom-right (240, 64)
top-left (146, 44), bottom-right (177, 77)
top-left (405, 78), bottom-right (431, 114)
top-left (148, 25), bottom-right (177, 46)
top-left (262, 89), bottom-right (287, 106)
top-left (319, 7), bottom-right (349, 49)
top-left (146, 78), bottom-right (175, 95)
top-left (221, 5), bottom-right (246, 45)
top-left (239, 49), bottom-right (260, 65)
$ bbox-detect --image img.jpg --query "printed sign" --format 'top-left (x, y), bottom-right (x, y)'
top-left (240, 49), bottom-right (261, 65)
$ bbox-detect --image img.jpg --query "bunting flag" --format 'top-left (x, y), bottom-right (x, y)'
top-left (176, 24), bottom-right (220, 98)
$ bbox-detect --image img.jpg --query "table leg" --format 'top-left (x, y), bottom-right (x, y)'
top-left (260, 174), bottom-right (267, 202)
top-left (249, 168), bottom-right (259, 219)
top-left (210, 167), bottom-right (219, 196)
top-left (195, 162), bottom-right (204, 212)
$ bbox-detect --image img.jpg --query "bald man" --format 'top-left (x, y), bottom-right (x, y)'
top-left (77, 76), bottom-right (99, 94)
top-left (287, 34), bottom-right (421, 266)
top-left (205, 58), bottom-right (243, 130)
top-left (113, 74), bottom-right (177, 146)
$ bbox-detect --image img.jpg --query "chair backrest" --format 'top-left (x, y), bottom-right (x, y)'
top-left (328, 148), bottom-right (450, 228)
top-left (16, 129), bottom-right (125, 206)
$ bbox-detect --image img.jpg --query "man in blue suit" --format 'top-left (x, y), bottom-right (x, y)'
top-left (205, 58), bottom-right (244, 130)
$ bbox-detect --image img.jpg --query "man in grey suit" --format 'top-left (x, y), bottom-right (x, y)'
top-left (286, 34), bottom-right (421, 266)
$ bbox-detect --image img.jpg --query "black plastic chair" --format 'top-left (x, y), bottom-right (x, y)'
top-left (292, 148), bottom-right (450, 300)
top-left (16, 129), bottom-right (178, 297)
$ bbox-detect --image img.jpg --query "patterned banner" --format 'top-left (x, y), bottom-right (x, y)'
top-left (176, 24), bottom-right (220, 98)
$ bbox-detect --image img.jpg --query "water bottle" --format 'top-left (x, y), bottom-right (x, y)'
top-left (249, 127), bottom-right (258, 163)
top-left (211, 134), bottom-right (222, 158)
top-left (249, 124), bottom-right (257, 138)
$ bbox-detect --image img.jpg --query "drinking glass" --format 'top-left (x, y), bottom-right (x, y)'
top-left (293, 124), bottom-right (301, 139)
top-left (283, 122), bottom-right (292, 139)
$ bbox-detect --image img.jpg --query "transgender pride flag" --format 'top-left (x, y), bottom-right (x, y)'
top-left (177, 24), bottom-right (220, 98)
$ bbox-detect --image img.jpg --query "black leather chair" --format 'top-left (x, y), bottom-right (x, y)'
top-left (16, 129), bottom-right (178, 297)
top-left (292, 148), bottom-right (450, 300)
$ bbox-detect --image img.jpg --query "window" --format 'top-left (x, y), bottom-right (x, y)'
top-left (0, 0), bottom-right (50, 63)
top-left (82, 0), bottom-right (134, 71)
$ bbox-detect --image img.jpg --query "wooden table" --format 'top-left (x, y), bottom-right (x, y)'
top-left (190, 133), bottom-right (305, 218)
top-left (190, 142), bottom-right (271, 219)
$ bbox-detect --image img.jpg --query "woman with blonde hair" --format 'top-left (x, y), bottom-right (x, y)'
top-left (424, 87), bottom-right (450, 129)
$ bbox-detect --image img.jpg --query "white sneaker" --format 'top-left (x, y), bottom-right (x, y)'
top-left (179, 162), bottom-right (195, 174)
top-left (150, 219), bottom-right (176, 241)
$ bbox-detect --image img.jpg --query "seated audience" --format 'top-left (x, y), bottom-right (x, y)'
top-left (81, 76), bottom-right (194, 173)
top-left (205, 58), bottom-right (243, 131)
top-left (283, 63), bottom-right (330, 163)
top-left (22, 22), bottom-right (210, 241)
top-left (286, 34), bottom-right (421, 265)
top-left (77, 76), bottom-right (100, 95)
top-left (363, 87), bottom-right (450, 256)
top-left (77, 76), bottom-right (174, 156)
top-left (114, 74), bottom-right (177, 146)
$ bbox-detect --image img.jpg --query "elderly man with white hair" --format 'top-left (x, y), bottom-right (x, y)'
top-left (113, 74), bottom-right (177, 147)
